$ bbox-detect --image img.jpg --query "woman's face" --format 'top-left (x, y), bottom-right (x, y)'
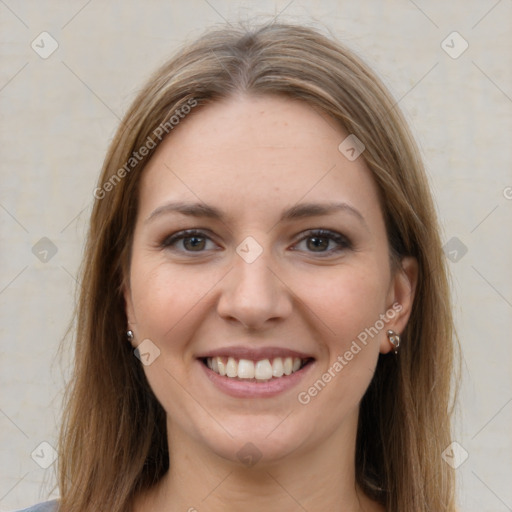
top-left (124, 94), bottom-right (416, 465)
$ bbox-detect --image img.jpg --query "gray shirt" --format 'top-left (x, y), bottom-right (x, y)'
top-left (14, 500), bottom-right (59, 512)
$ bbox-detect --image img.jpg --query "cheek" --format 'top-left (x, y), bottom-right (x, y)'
top-left (294, 262), bottom-right (389, 344)
top-left (128, 255), bottom-right (222, 346)
top-left (293, 266), bottom-right (387, 414)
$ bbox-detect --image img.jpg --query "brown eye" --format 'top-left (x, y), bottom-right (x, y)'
top-left (161, 230), bottom-right (217, 253)
top-left (182, 235), bottom-right (206, 251)
top-left (293, 229), bottom-right (352, 255)
top-left (306, 236), bottom-right (330, 252)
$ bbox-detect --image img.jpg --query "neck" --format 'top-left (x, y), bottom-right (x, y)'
top-left (136, 410), bottom-right (383, 512)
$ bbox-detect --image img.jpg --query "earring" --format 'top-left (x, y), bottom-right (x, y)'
top-left (386, 330), bottom-right (400, 354)
top-left (126, 330), bottom-right (134, 343)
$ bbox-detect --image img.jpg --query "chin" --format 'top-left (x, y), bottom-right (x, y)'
top-left (195, 413), bottom-right (314, 468)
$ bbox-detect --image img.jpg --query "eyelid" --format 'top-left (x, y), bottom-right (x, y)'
top-left (160, 229), bottom-right (220, 252)
top-left (291, 229), bottom-right (352, 255)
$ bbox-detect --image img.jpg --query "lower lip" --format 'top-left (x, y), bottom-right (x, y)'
top-left (199, 359), bottom-right (315, 398)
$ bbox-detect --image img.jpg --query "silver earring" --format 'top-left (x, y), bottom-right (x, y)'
top-left (126, 330), bottom-right (134, 342)
top-left (387, 330), bottom-right (400, 354)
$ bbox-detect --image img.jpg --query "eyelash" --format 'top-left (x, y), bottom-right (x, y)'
top-left (160, 229), bottom-right (352, 257)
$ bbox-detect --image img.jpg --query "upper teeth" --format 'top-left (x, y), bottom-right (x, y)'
top-left (206, 356), bottom-right (304, 380)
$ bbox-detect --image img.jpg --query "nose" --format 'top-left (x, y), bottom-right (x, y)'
top-left (216, 247), bottom-right (293, 330)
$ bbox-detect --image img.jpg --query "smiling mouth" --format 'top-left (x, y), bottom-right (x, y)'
top-left (201, 356), bottom-right (313, 381)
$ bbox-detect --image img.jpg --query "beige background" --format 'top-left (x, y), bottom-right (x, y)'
top-left (1, 1), bottom-right (511, 510)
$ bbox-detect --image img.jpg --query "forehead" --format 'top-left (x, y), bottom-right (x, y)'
top-left (138, 94), bottom-right (383, 228)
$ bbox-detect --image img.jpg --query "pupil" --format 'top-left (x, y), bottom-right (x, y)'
top-left (308, 236), bottom-right (328, 251)
top-left (185, 236), bottom-right (205, 251)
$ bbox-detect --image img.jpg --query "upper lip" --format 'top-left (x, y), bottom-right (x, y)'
top-left (197, 346), bottom-right (315, 361)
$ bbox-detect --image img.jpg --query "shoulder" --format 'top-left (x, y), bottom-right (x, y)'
top-left (13, 500), bottom-right (59, 512)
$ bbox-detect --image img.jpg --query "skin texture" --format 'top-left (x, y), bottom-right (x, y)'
top-left (125, 94), bottom-right (417, 512)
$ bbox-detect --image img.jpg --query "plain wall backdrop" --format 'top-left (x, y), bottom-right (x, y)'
top-left (1, 1), bottom-right (511, 510)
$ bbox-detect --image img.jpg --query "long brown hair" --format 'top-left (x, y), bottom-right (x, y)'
top-left (57, 22), bottom-right (459, 511)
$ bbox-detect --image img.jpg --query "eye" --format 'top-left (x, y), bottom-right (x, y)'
top-left (293, 229), bottom-right (352, 255)
top-left (160, 228), bottom-right (352, 256)
top-left (160, 229), bottom-right (218, 253)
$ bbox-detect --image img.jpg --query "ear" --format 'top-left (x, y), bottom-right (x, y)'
top-left (122, 278), bottom-right (137, 348)
top-left (380, 256), bottom-right (418, 354)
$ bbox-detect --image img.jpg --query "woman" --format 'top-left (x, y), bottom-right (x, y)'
top-left (20, 21), bottom-right (458, 512)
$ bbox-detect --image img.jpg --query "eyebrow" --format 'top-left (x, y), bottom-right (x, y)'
top-left (145, 200), bottom-right (368, 228)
